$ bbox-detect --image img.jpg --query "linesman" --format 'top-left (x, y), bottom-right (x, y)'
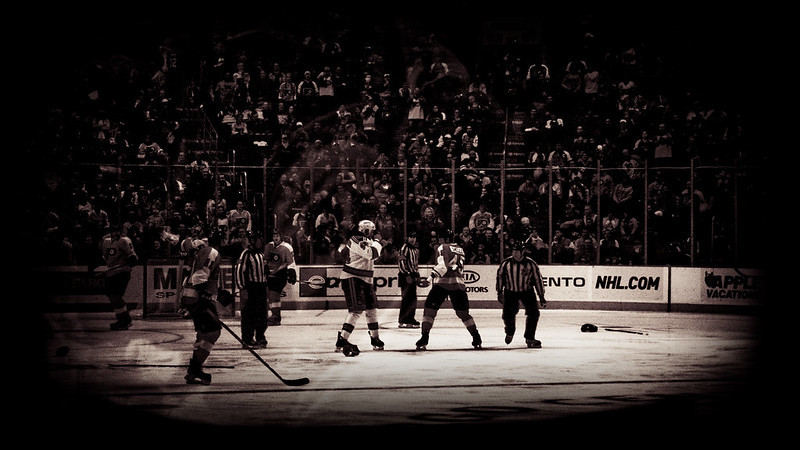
top-left (397, 230), bottom-right (420, 328)
top-left (496, 241), bottom-right (547, 348)
top-left (235, 230), bottom-right (269, 348)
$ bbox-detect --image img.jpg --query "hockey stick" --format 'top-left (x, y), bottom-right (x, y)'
top-left (216, 319), bottom-right (310, 386)
top-left (604, 327), bottom-right (648, 335)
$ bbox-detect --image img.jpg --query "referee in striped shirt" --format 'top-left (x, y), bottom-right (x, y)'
top-left (234, 231), bottom-right (269, 348)
top-left (496, 241), bottom-right (547, 348)
top-left (397, 231), bottom-right (421, 328)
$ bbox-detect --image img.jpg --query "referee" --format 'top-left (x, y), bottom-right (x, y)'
top-left (234, 231), bottom-right (269, 348)
top-left (496, 241), bottom-right (547, 348)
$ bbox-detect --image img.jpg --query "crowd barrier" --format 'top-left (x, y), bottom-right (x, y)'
top-left (38, 262), bottom-right (764, 316)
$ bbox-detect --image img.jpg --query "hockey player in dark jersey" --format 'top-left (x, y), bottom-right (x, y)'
top-left (98, 224), bottom-right (139, 330)
top-left (181, 230), bottom-right (223, 384)
top-left (496, 241), bottom-right (547, 348)
top-left (264, 230), bottom-right (297, 326)
top-left (415, 229), bottom-right (482, 350)
top-left (335, 220), bottom-right (384, 356)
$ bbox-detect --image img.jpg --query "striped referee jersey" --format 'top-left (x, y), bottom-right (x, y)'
top-left (398, 241), bottom-right (419, 274)
top-left (234, 247), bottom-right (267, 288)
top-left (496, 255), bottom-right (545, 296)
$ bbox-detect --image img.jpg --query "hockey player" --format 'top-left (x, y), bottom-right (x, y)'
top-left (177, 225), bottom-right (206, 318)
top-left (98, 224), bottom-right (139, 330)
top-left (416, 229), bottom-right (482, 350)
top-left (496, 241), bottom-right (547, 348)
top-left (181, 230), bottom-right (223, 384)
top-left (335, 220), bottom-right (384, 356)
top-left (264, 230), bottom-right (297, 326)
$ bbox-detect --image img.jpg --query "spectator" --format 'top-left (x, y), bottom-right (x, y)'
top-left (227, 200), bottom-right (252, 236)
top-left (468, 203), bottom-right (495, 234)
top-left (551, 229), bottom-right (574, 264)
top-left (277, 73), bottom-right (297, 107)
top-left (599, 229), bottom-right (621, 265)
top-left (296, 70), bottom-right (319, 120)
top-left (572, 227), bottom-right (598, 264)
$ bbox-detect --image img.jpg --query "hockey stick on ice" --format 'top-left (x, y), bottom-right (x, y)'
top-left (604, 327), bottom-right (648, 335)
top-left (216, 319), bottom-right (310, 386)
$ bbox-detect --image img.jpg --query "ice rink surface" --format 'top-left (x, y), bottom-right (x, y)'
top-left (30, 307), bottom-right (779, 445)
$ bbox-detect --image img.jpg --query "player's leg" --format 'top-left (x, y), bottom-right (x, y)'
top-left (452, 290), bottom-right (481, 348)
top-left (521, 294), bottom-right (542, 348)
top-left (364, 283), bottom-right (383, 350)
top-left (107, 272), bottom-right (133, 330)
top-left (502, 291), bottom-right (521, 344)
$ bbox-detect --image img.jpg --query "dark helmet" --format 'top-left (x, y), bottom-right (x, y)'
top-left (512, 241), bottom-right (526, 251)
top-left (208, 229), bottom-right (222, 247)
top-left (440, 228), bottom-right (454, 242)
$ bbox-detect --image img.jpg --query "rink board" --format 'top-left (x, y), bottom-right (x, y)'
top-left (38, 264), bottom-right (765, 316)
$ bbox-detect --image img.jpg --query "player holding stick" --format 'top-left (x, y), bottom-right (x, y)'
top-left (496, 241), bottom-right (547, 348)
top-left (181, 230), bottom-right (223, 384)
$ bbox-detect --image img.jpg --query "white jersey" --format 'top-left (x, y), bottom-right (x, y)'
top-left (338, 235), bottom-right (382, 283)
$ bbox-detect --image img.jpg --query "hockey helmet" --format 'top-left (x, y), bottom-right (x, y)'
top-left (358, 220), bottom-right (376, 235)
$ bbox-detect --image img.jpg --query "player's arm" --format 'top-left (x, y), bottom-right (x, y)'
top-left (532, 262), bottom-right (546, 307)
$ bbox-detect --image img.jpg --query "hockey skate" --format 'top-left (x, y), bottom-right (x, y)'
top-left (267, 315), bottom-right (281, 326)
top-left (398, 320), bottom-right (420, 328)
top-left (370, 336), bottom-right (385, 351)
top-left (472, 333), bottom-right (483, 349)
top-left (415, 333), bottom-right (429, 351)
top-left (109, 319), bottom-right (132, 331)
top-left (504, 334), bottom-right (513, 345)
top-left (185, 359), bottom-right (211, 385)
top-left (526, 339), bottom-right (542, 348)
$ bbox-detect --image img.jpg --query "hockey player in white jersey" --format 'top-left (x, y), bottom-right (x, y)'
top-left (335, 220), bottom-right (384, 356)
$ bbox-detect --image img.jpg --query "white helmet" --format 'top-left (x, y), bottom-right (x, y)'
top-left (358, 220), bottom-right (376, 235)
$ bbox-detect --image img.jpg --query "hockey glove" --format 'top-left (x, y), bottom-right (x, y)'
top-left (287, 268), bottom-right (297, 284)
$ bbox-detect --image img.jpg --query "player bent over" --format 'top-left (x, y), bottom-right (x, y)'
top-left (496, 241), bottom-right (547, 348)
top-left (416, 230), bottom-right (482, 350)
top-left (98, 224), bottom-right (139, 330)
top-left (181, 231), bottom-right (223, 384)
top-left (335, 220), bottom-right (384, 356)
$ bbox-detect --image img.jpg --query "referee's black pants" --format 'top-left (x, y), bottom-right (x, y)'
top-left (501, 289), bottom-right (540, 341)
top-left (241, 281), bottom-right (268, 342)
